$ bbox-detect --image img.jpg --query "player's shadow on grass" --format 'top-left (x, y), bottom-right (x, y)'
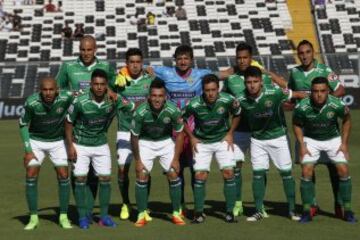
top-left (13, 205), bottom-right (78, 225)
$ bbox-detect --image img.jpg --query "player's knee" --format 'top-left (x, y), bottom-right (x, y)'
top-left (75, 176), bottom-right (87, 183)
top-left (167, 171), bottom-right (178, 181)
top-left (336, 163), bottom-right (349, 178)
top-left (194, 171), bottom-right (208, 181)
top-left (222, 168), bottom-right (234, 179)
top-left (279, 170), bottom-right (294, 180)
top-left (236, 161), bottom-right (243, 169)
top-left (118, 166), bottom-right (129, 178)
top-left (301, 164), bottom-right (314, 178)
top-left (26, 167), bottom-right (40, 178)
top-left (98, 175), bottom-right (111, 182)
top-left (136, 169), bottom-right (149, 182)
top-left (56, 167), bottom-right (69, 179)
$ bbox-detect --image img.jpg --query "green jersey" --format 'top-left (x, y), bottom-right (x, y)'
top-left (238, 86), bottom-right (292, 140)
top-left (293, 95), bottom-right (348, 141)
top-left (56, 57), bottom-right (116, 91)
top-left (116, 73), bottom-right (154, 132)
top-left (131, 101), bottom-right (184, 141)
top-left (183, 92), bottom-right (241, 143)
top-left (19, 91), bottom-right (74, 152)
top-left (288, 60), bottom-right (341, 92)
top-left (67, 90), bottom-right (135, 146)
top-left (223, 73), bottom-right (273, 132)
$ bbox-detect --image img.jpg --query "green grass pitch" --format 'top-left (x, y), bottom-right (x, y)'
top-left (0, 112), bottom-right (359, 239)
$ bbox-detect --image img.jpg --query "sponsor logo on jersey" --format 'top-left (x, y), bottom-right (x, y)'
top-left (169, 91), bottom-right (196, 100)
top-left (327, 111), bottom-right (335, 119)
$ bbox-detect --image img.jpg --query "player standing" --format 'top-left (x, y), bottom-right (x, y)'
top-left (293, 77), bottom-right (356, 223)
top-left (238, 67), bottom-right (300, 222)
top-left (130, 79), bottom-right (185, 227)
top-left (288, 40), bottom-right (345, 217)
top-left (148, 45), bottom-right (212, 214)
top-left (19, 77), bottom-right (73, 230)
top-left (56, 35), bottom-right (117, 221)
top-left (222, 42), bottom-right (288, 216)
top-left (65, 69), bottom-right (134, 229)
top-left (183, 74), bottom-right (241, 223)
top-left (113, 48), bottom-right (154, 220)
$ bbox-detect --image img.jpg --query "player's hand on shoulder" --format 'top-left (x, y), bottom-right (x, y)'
top-left (23, 152), bottom-right (37, 168)
top-left (108, 88), bottom-right (118, 102)
top-left (145, 66), bottom-right (155, 77)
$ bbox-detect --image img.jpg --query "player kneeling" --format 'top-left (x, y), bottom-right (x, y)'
top-left (131, 79), bottom-right (185, 227)
top-left (293, 77), bottom-right (357, 223)
top-left (183, 74), bottom-right (241, 224)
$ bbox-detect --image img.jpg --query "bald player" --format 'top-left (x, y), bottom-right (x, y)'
top-left (19, 77), bottom-right (74, 230)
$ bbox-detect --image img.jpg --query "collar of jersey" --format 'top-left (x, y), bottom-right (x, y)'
top-left (77, 57), bottom-right (99, 70)
top-left (311, 96), bottom-right (329, 113)
top-left (87, 89), bottom-right (110, 105)
top-left (145, 101), bottom-right (167, 115)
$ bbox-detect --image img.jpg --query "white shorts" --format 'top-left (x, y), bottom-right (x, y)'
top-left (116, 131), bottom-right (132, 166)
top-left (302, 137), bottom-right (347, 164)
top-left (193, 141), bottom-right (236, 172)
top-left (233, 131), bottom-right (251, 162)
top-left (251, 136), bottom-right (292, 171)
top-left (139, 138), bottom-right (175, 172)
top-left (73, 144), bottom-right (111, 177)
top-left (28, 139), bottom-right (68, 167)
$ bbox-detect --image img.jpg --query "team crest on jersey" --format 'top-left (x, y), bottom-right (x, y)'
top-left (106, 106), bottom-right (113, 113)
top-left (327, 111), bottom-right (335, 119)
top-left (56, 107), bottom-right (64, 114)
top-left (163, 116), bottom-right (171, 124)
top-left (265, 100), bottom-right (273, 108)
top-left (217, 107), bottom-right (225, 114)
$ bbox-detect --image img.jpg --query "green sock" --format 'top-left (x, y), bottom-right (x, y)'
top-left (234, 167), bottom-right (242, 201)
top-left (339, 176), bottom-right (352, 211)
top-left (169, 177), bottom-right (182, 212)
top-left (85, 185), bottom-right (95, 215)
top-left (118, 176), bottom-right (130, 204)
top-left (58, 178), bottom-right (70, 214)
top-left (300, 177), bottom-right (314, 212)
top-left (26, 177), bottom-right (38, 214)
top-left (311, 174), bottom-right (317, 206)
top-left (327, 163), bottom-right (342, 206)
top-left (147, 175), bottom-right (152, 197)
top-left (99, 180), bottom-right (111, 218)
top-left (280, 171), bottom-right (296, 213)
top-left (252, 170), bottom-right (266, 212)
top-left (194, 179), bottom-right (206, 213)
top-left (74, 181), bottom-right (87, 219)
top-left (135, 180), bottom-right (148, 213)
top-left (224, 177), bottom-right (236, 213)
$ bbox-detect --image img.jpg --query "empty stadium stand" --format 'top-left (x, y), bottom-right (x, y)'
top-left (314, 0), bottom-right (359, 75)
top-left (0, 0), bottom-right (296, 98)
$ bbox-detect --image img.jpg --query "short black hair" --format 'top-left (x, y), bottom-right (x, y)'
top-left (91, 69), bottom-right (108, 82)
top-left (244, 66), bottom-right (262, 80)
top-left (174, 45), bottom-right (193, 59)
top-left (297, 40), bottom-right (314, 51)
top-left (126, 48), bottom-right (143, 61)
top-left (202, 74), bottom-right (219, 89)
top-left (236, 42), bottom-right (252, 55)
top-left (311, 77), bottom-right (329, 87)
top-left (150, 78), bottom-right (166, 91)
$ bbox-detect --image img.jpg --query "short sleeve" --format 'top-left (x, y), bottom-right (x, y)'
top-left (292, 104), bottom-right (305, 127)
top-left (19, 101), bottom-right (32, 127)
top-left (117, 96), bottom-right (135, 112)
top-left (172, 107), bottom-right (184, 132)
top-left (66, 98), bottom-right (79, 123)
